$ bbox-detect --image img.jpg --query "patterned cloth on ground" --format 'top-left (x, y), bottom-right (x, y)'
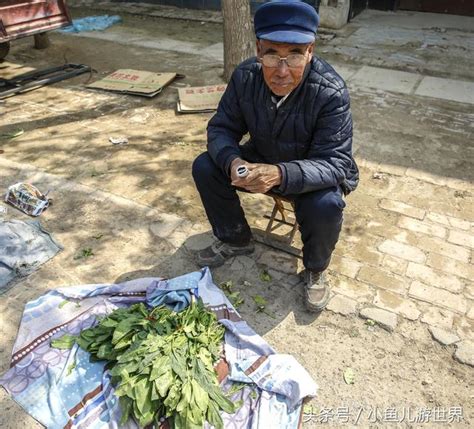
top-left (0, 267), bottom-right (317, 428)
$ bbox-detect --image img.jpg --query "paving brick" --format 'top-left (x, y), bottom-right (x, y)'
top-left (381, 254), bottom-right (408, 276)
top-left (416, 236), bottom-right (470, 263)
top-left (450, 218), bottom-right (472, 231)
top-left (391, 229), bottom-right (420, 247)
top-left (166, 228), bottom-right (189, 248)
top-left (379, 199), bottom-right (425, 220)
top-left (405, 168), bottom-right (472, 192)
top-left (230, 256), bottom-right (257, 273)
top-left (406, 263), bottom-right (464, 293)
top-left (359, 307), bottom-right (398, 332)
top-left (453, 341), bottom-right (474, 367)
top-left (376, 163), bottom-right (407, 177)
top-left (428, 326), bottom-right (460, 346)
top-left (329, 255), bottom-right (361, 279)
top-left (415, 76), bottom-right (474, 105)
top-left (454, 315), bottom-right (474, 341)
top-left (465, 283), bottom-right (474, 300)
top-left (350, 66), bottom-right (420, 94)
top-left (285, 274), bottom-right (303, 287)
top-left (335, 240), bottom-right (384, 266)
top-left (365, 221), bottom-right (405, 242)
top-left (373, 289), bottom-right (420, 321)
top-left (409, 281), bottom-right (467, 314)
top-left (257, 250), bottom-right (297, 274)
top-left (420, 306), bottom-right (454, 329)
top-left (426, 253), bottom-right (474, 281)
top-left (266, 268), bottom-right (285, 281)
top-left (327, 294), bottom-right (358, 316)
top-left (467, 305), bottom-right (474, 320)
top-left (425, 212), bottom-right (451, 228)
top-left (332, 276), bottom-right (374, 302)
top-left (358, 266), bottom-right (407, 294)
top-left (427, 212), bottom-right (471, 231)
top-left (447, 230), bottom-right (474, 249)
top-left (184, 233), bottom-right (214, 251)
top-left (378, 240), bottom-right (426, 264)
top-left (398, 216), bottom-right (446, 238)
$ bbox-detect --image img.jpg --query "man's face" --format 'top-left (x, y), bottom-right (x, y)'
top-left (257, 39), bottom-right (313, 96)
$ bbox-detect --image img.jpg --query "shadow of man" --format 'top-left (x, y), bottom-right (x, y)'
top-left (114, 231), bottom-right (323, 337)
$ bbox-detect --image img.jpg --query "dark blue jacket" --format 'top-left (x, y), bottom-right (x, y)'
top-left (207, 56), bottom-right (359, 195)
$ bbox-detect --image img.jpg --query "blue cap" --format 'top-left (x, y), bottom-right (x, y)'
top-left (254, 0), bottom-right (319, 44)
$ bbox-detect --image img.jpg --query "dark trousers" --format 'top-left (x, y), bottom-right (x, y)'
top-left (192, 152), bottom-right (345, 272)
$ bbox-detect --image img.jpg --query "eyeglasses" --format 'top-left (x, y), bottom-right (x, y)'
top-left (259, 53), bottom-right (307, 68)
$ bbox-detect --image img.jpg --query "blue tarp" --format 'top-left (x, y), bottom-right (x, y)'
top-left (58, 15), bottom-right (121, 33)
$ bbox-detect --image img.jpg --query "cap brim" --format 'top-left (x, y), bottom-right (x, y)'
top-left (257, 30), bottom-right (315, 44)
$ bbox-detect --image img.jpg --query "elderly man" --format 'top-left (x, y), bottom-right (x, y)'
top-left (192, 0), bottom-right (358, 312)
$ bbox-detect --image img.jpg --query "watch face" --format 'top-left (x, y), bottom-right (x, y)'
top-left (237, 166), bottom-right (249, 177)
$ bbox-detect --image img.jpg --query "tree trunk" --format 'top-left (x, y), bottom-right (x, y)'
top-left (222, 0), bottom-right (255, 82)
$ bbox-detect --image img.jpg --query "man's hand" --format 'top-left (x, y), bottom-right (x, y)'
top-left (230, 158), bottom-right (282, 194)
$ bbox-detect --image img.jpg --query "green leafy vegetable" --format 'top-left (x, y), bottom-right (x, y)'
top-left (259, 270), bottom-right (272, 282)
top-left (343, 367), bottom-right (356, 385)
top-left (58, 300), bottom-right (70, 309)
top-left (220, 280), bottom-right (233, 294)
top-left (252, 295), bottom-right (267, 311)
top-left (66, 360), bottom-right (77, 376)
top-left (365, 319), bottom-right (376, 327)
top-left (74, 248), bottom-right (94, 260)
top-left (52, 300), bottom-right (240, 428)
top-left (0, 129), bottom-right (24, 139)
top-left (220, 281), bottom-right (244, 308)
top-left (252, 295), bottom-right (276, 319)
top-left (51, 334), bottom-right (77, 349)
top-left (228, 291), bottom-right (244, 308)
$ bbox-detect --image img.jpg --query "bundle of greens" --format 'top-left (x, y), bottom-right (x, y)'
top-left (52, 300), bottom-right (240, 428)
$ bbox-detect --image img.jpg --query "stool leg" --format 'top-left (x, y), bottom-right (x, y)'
top-left (265, 202), bottom-right (279, 234)
top-left (273, 197), bottom-right (286, 222)
top-left (286, 202), bottom-right (299, 245)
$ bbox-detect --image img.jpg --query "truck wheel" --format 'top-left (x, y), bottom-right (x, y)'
top-left (0, 42), bottom-right (10, 60)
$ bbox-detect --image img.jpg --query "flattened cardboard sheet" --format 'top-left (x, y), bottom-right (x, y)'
top-left (177, 84), bottom-right (227, 113)
top-left (88, 69), bottom-right (178, 97)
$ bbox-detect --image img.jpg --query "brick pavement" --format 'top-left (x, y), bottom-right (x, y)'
top-left (321, 163), bottom-right (473, 364)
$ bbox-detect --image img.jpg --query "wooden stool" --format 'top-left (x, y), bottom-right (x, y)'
top-left (252, 193), bottom-right (302, 258)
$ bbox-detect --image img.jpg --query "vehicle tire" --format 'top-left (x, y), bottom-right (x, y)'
top-left (0, 42), bottom-right (10, 60)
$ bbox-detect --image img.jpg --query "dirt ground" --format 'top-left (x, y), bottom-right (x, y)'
top-left (0, 7), bottom-right (473, 429)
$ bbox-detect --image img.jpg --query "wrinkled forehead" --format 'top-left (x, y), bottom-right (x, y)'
top-left (258, 39), bottom-right (311, 54)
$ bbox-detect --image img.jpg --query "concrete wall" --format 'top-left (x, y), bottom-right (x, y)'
top-left (318, 0), bottom-right (351, 29)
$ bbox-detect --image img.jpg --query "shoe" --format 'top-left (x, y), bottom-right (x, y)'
top-left (196, 240), bottom-right (255, 268)
top-left (305, 270), bottom-right (330, 313)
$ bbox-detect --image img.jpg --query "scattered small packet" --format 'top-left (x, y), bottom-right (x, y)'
top-left (5, 182), bottom-right (50, 216)
top-left (109, 136), bottom-right (128, 145)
